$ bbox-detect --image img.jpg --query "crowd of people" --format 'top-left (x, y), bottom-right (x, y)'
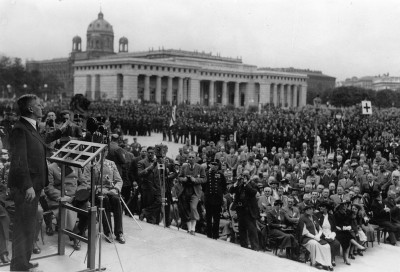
top-left (1, 98), bottom-right (400, 271)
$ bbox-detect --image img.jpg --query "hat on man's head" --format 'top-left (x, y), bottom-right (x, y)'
top-left (318, 200), bottom-right (333, 210)
top-left (269, 179), bottom-right (279, 185)
top-left (334, 199), bottom-right (350, 211)
top-left (111, 134), bottom-right (119, 140)
top-left (351, 162), bottom-right (358, 167)
top-left (281, 178), bottom-right (289, 184)
top-left (263, 157), bottom-right (268, 161)
top-left (370, 190), bottom-right (381, 199)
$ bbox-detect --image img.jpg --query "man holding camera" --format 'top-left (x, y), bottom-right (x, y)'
top-left (178, 152), bottom-right (206, 235)
top-left (55, 110), bottom-right (82, 149)
top-left (229, 170), bottom-right (259, 251)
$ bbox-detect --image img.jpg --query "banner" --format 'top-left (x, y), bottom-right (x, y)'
top-left (361, 100), bottom-right (372, 115)
top-left (169, 105), bottom-right (176, 127)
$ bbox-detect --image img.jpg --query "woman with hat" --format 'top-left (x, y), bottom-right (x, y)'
top-left (316, 201), bottom-right (341, 267)
top-left (334, 200), bottom-right (366, 265)
top-left (266, 199), bottom-right (298, 259)
top-left (298, 202), bottom-right (333, 271)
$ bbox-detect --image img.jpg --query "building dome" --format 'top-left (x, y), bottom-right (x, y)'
top-left (72, 35), bottom-right (82, 43)
top-left (86, 12), bottom-right (114, 53)
top-left (87, 12), bottom-right (114, 34)
top-left (119, 37), bottom-right (128, 44)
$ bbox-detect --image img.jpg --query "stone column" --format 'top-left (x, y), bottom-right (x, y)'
top-left (246, 82), bottom-right (256, 108)
top-left (167, 77), bottom-right (173, 104)
top-left (259, 83), bottom-right (271, 105)
top-left (222, 81), bottom-right (228, 105)
top-left (273, 84), bottom-right (278, 106)
top-left (190, 78), bottom-right (200, 105)
top-left (289, 85), bottom-right (294, 107)
top-left (234, 82), bottom-right (240, 107)
top-left (300, 84), bottom-right (307, 107)
top-left (178, 77), bottom-right (183, 104)
top-left (123, 74), bottom-right (138, 101)
top-left (293, 85), bottom-right (298, 107)
top-left (209, 80), bottom-right (215, 106)
top-left (144, 75), bottom-right (150, 101)
top-left (155, 76), bottom-right (162, 103)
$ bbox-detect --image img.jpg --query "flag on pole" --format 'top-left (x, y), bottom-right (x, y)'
top-left (169, 105), bottom-right (176, 127)
top-left (361, 100), bottom-right (372, 115)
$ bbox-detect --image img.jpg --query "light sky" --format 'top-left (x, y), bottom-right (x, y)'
top-left (1, 0), bottom-right (400, 81)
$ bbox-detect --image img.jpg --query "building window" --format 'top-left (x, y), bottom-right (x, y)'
top-left (138, 65), bottom-right (141, 69)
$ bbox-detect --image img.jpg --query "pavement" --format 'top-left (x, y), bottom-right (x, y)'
top-left (1, 215), bottom-right (400, 272)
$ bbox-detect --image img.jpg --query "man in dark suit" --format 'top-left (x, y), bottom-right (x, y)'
top-left (229, 170), bottom-right (259, 251)
top-left (8, 94), bottom-right (69, 271)
top-left (107, 134), bottom-right (126, 175)
top-left (137, 146), bottom-right (162, 224)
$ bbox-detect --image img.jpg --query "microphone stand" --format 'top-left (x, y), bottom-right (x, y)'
top-left (157, 157), bottom-right (167, 228)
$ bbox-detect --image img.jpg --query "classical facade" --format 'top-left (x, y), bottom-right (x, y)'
top-left (74, 49), bottom-right (308, 107)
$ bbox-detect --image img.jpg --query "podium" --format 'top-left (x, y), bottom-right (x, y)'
top-left (48, 140), bottom-right (107, 271)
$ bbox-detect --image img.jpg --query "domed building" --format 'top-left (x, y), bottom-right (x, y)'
top-left (27, 11), bottom-right (315, 107)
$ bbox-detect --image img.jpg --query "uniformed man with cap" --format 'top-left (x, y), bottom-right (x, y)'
top-left (204, 160), bottom-right (227, 239)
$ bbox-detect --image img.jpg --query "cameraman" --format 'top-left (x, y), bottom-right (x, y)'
top-left (55, 110), bottom-right (82, 149)
top-left (39, 111), bottom-right (57, 156)
top-left (229, 170), bottom-right (260, 251)
top-left (178, 151), bottom-right (206, 235)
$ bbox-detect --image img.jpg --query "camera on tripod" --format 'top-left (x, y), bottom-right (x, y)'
top-left (86, 116), bottom-right (109, 144)
top-left (155, 144), bottom-right (166, 170)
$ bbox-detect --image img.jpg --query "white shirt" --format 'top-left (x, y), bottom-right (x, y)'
top-left (21, 116), bottom-right (37, 130)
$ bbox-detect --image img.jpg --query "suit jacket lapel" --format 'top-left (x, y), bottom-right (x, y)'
top-left (20, 118), bottom-right (46, 146)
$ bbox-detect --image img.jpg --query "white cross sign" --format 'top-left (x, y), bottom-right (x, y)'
top-left (362, 101), bottom-right (372, 115)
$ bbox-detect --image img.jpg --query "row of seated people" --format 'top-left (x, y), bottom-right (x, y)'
top-left (216, 172), bottom-right (400, 271)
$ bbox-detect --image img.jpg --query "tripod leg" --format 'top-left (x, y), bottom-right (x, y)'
top-left (120, 196), bottom-right (143, 230)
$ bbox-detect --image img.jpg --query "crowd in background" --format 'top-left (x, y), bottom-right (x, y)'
top-left (1, 100), bottom-right (400, 270)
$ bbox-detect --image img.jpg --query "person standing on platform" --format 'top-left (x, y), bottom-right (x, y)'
top-left (8, 94), bottom-right (70, 272)
top-left (178, 151), bottom-right (206, 235)
top-left (137, 146), bottom-right (162, 224)
top-left (204, 161), bottom-right (227, 239)
top-left (229, 170), bottom-right (260, 251)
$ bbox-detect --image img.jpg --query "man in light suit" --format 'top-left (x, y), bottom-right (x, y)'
top-left (8, 94), bottom-right (69, 272)
top-left (178, 151), bottom-right (206, 234)
top-left (337, 170), bottom-right (354, 192)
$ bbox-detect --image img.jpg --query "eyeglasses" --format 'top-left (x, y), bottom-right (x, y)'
top-left (188, 156), bottom-right (195, 159)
